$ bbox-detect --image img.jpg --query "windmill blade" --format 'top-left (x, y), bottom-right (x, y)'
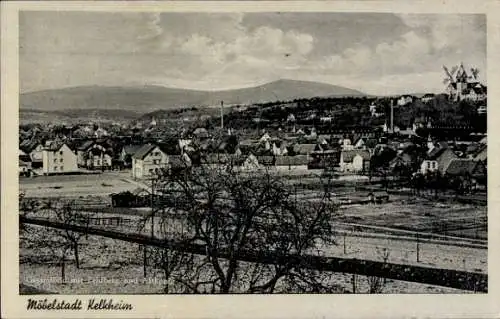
top-left (443, 65), bottom-right (453, 80)
top-left (471, 68), bottom-right (479, 79)
top-left (450, 65), bottom-right (458, 76)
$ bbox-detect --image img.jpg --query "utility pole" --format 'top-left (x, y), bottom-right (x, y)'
top-left (220, 100), bottom-right (224, 129)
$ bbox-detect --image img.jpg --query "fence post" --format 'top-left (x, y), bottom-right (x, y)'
top-left (143, 246), bottom-right (147, 278)
top-left (343, 233), bottom-right (347, 255)
top-left (416, 234), bottom-right (420, 263)
top-left (352, 274), bottom-right (357, 293)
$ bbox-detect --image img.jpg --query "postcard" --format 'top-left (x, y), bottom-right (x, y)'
top-left (2, 1), bottom-right (499, 318)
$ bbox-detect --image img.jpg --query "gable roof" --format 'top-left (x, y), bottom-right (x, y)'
top-left (436, 148), bottom-right (458, 173)
top-left (341, 150), bottom-right (371, 162)
top-left (43, 141), bottom-right (67, 152)
top-left (122, 144), bottom-right (143, 156)
top-left (20, 140), bottom-right (42, 153)
top-left (473, 144), bottom-right (487, 161)
top-left (19, 154), bottom-right (32, 164)
top-left (445, 159), bottom-right (482, 176)
top-left (77, 140), bottom-right (95, 151)
top-left (132, 144), bottom-right (158, 160)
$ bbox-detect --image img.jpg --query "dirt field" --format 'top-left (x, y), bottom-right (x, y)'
top-left (338, 198), bottom-right (487, 240)
top-left (20, 171), bottom-right (137, 198)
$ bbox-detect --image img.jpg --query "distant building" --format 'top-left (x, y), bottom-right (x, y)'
top-left (19, 154), bottom-right (32, 176)
top-left (420, 93), bottom-right (435, 103)
top-left (120, 144), bottom-right (143, 168)
top-left (339, 150), bottom-right (371, 173)
top-left (131, 144), bottom-right (169, 179)
top-left (397, 95), bottom-right (413, 106)
top-left (420, 147), bottom-right (457, 175)
top-left (20, 140), bottom-right (44, 169)
top-left (42, 142), bottom-right (78, 175)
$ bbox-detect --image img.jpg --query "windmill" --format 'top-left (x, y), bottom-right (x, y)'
top-left (442, 65), bottom-right (458, 85)
top-left (470, 67), bottom-right (480, 81)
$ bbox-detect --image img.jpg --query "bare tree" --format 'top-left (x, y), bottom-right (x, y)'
top-left (142, 161), bottom-right (339, 293)
top-left (50, 200), bottom-right (88, 269)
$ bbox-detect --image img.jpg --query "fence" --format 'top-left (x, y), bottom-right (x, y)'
top-left (20, 216), bottom-right (487, 292)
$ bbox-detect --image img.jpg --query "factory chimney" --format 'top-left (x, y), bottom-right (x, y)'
top-left (390, 99), bottom-right (394, 133)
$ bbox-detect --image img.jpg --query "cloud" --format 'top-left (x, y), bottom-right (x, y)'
top-left (20, 12), bottom-right (486, 95)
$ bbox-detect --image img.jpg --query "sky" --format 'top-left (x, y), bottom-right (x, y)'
top-left (20, 11), bottom-right (486, 95)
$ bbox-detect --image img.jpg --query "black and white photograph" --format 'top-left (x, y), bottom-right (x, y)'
top-left (3, 3), bottom-right (495, 312)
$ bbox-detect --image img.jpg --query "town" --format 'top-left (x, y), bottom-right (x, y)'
top-left (19, 63), bottom-right (488, 294)
top-left (19, 64), bottom-right (486, 193)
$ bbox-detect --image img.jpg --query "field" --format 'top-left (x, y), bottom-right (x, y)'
top-left (19, 171), bottom-right (487, 294)
top-left (20, 226), bottom-right (479, 294)
top-left (20, 171), bottom-right (138, 198)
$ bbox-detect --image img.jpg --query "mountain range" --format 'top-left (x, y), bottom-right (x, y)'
top-left (20, 79), bottom-right (365, 114)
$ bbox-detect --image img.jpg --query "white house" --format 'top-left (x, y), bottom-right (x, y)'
top-left (420, 147), bottom-right (458, 175)
top-left (339, 150), bottom-right (371, 173)
top-left (131, 144), bottom-right (169, 179)
top-left (397, 95), bottom-right (413, 106)
top-left (42, 143), bottom-right (78, 175)
top-left (78, 142), bottom-right (112, 170)
top-left (341, 138), bottom-right (354, 151)
top-left (240, 154), bottom-right (260, 171)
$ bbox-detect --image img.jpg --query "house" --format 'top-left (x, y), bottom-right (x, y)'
top-left (389, 152), bottom-right (414, 174)
top-left (120, 144), bottom-right (143, 168)
top-left (131, 144), bottom-right (169, 179)
top-left (477, 105), bottom-right (487, 115)
top-left (317, 135), bottom-right (330, 146)
top-left (420, 147), bottom-right (457, 175)
top-left (445, 159), bottom-right (486, 178)
top-left (76, 140), bottom-right (95, 167)
top-left (20, 140), bottom-right (44, 169)
top-left (339, 150), bottom-right (371, 173)
top-left (19, 154), bottom-right (32, 176)
top-left (353, 137), bottom-right (366, 149)
top-left (94, 127), bottom-right (109, 138)
top-left (275, 155), bottom-right (309, 172)
top-left (420, 93), bottom-right (435, 103)
top-left (341, 138), bottom-right (354, 151)
top-left (42, 142), bottom-right (78, 175)
top-left (178, 139), bottom-right (194, 154)
top-left (271, 141), bottom-right (288, 156)
top-left (397, 95), bottom-right (413, 106)
top-left (77, 141), bottom-right (113, 170)
top-left (240, 154), bottom-right (260, 171)
top-left (259, 132), bottom-right (271, 142)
